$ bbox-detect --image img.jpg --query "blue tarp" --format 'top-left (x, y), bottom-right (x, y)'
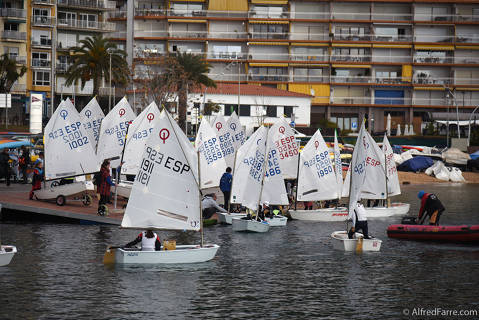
top-left (0, 140), bottom-right (32, 150)
top-left (397, 156), bottom-right (434, 172)
top-left (470, 150), bottom-right (479, 160)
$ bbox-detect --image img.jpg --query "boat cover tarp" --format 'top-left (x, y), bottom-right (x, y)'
top-left (397, 156), bottom-right (433, 172)
top-left (470, 150), bottom-right (479, 160)
top-left (0, 140), bottom-right (32, 150)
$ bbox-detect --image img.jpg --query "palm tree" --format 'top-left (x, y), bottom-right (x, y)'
top-left (65, 35), bottom-right (129, 97)
top-left (0, 54), bottom-right (27, 93)
top-left (150, 52), bottom-right (216, 131)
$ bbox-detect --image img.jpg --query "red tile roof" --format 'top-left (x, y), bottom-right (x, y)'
top-left (190, 83), bottom-right (312, 98)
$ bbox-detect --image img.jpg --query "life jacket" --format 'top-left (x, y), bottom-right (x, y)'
top-left (141, 231), bottom-right (158, 251)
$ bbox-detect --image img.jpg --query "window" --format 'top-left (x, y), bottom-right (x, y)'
top-left (331, 114), bottom-right (359, 131)
top-left (4, 47), bottom-right (18, 58)
top-left (32, 52), bottom-right (50, 67)
top-left (224, 104), bottom-right (238, 116)
top-left (283, 106), bottom-right (293, 117)
top-left (4, 22), bottom-right (18, 31)
top-left (240, 105), bottom-right (250, 116)
top-left (266, 106), bottom-right (276, 117)
top-left (33, 8), bottom-right (49, 17)
top-left (33, 71), bottom-right (50, 86)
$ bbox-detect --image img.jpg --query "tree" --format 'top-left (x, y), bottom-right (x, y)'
top-left (148, 52), bottom-right (216, 131)
top-left (65, 35), bottom-right (129, 97)
top-left (0, 54), bottom-right (27, 93)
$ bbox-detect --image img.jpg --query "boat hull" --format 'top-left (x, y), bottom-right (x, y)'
top-left (116, 181), bottom-right (133, 198)
top-left (113, 244), bottom-right (220, 264)
top-left (217, 212), bottom-right (247, 224)
top-left (34, 181), bottom-right (93, 201)
top-left (232, 219), bottom-right (270, 232)
top-left (331, 231), bottom-right (382, 252)
top-left (0, 245), bottom-right (17, 266)
top-left (387, 224), bottom-right (479, 243)
top-left (264, 215), bottom-right (288, 226)
top-left (365, 203), bottom-right (410, 218)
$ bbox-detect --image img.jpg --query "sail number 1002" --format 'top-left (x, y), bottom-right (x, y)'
top-left (136, 146), bottom-right (191, 186)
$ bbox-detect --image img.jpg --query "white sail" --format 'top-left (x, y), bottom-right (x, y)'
top-left (269, 117), bottom-right (299, 179)
top-left (195, 118), bottom-right (227, 189)
top-left (121, 111), bottom-right (200, 231)
top-left (334, 130), bottom-right (343, 199)
top-left (44, 100), bottom-right (99, 180)
top-left (226, 111), bottom-right (245, 151)
top-left (96, 97), bottom-right (136, 168)
top-left (361, 130), bottom-right (387, 200)
top-left (122, 102), bottom-right (161, 175)
top-left (348, 120), bottom-right (368, 224)
top-left (230, 126), bottom-right (262, 205)
top-left (211, 114), bottom-right (236, 168)
top-left (79, 97), bottom-right (105, 149)
top-left (382, 134), bottom-right (401, 197)
top-left (297, 129), bottom-right (338, 201)
top-left (261, 135), bottom-right (289, 205)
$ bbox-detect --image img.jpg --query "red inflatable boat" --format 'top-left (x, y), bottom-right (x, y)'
top-left (387, 224), bottom-right (479, 243)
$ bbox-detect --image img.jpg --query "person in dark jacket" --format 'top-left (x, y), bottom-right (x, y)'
top-left (29, 162), bottom-right (44, 199)
top-left (98, 160), bottom-right (114, 214)
top-left (219, 167), bottom-right (233, 211)
top-left (417, 190), bottom-right (445, 225)
top-left (0, 148), bottom-right (11, 186)
top-left (125, 230), bottom-right (161, 251)
top-left (19, 146), bottom-right (31, 184)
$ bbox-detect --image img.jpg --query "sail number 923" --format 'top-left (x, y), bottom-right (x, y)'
top-left (136, 146), bottom-right (190, 186)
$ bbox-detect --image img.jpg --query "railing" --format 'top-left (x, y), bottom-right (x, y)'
top-left (414, 13), bottom-right (454, 22)
top-left (249, 11), bottom-right (290, 19)
top-left (135, 8), bottom-right (166, 16)
top-left (170, 9), bottom-right (207, 17)
top-left (456, 35), bottom-right (479, 43)
top-left (333, 33), bottom-right (372, 41)
top-left (134, 50), bottom-right (166, 58)
top-left (170, 30), bottom-right (207, 38)
top-left (31, 16), bottom-right (55, 26)
top-left (32, 38), bottom-right (52, 47)
top-left (374, 96), bottom-right (405, 105)
top-left (290, 53), bottom-right (328, 61)
top-left (292, 75), bottom-right (328, 82)
top-left (57, 0), bottom-right (116, 9)
top-left (1, 31), bottom-right (26, 41)
top-left (456, 14), bottom-right (479, 22)
top-left (331, 76), bottom-right (372, 83)
top-left (414, 35), bottom-right (454, 43)
top-left (414, 56), bottom-right (453, 63)
top-left (331, 55), bottom-right (371, 62)
top-left (209, 52), bottom-right (246, 60)
top-left (11, 83), bottom-right (26, 93)
top-left (108, 11), bottom-right (127, 19)
top-left (248, 74), bottom-right (289, 82)
top-left (454, 77), bottom-right (479, 85)
top-left (371, 13), bottom-right (412, 21)
top-left (454, 57), bottom-right (479, 64)
top-left (109, 31), bottom-right (127, 38)
top-left (32, 0), bottom-right (54, 4)
top-left (32, 59), bottom-right (51, 68)
top-left (134, 31), bottom-right (168, 38)
top-left (0, 8), bottom-right (26, 18)
top-left (289, 32), bottom-right (329, 41)
top-left (57, 40), bottom-right (77, 48)
top-left (413, 76), bottom-right (452, 85)
top-left (374, 77), bottom-right (404, 84)
top-left (208, 73), bottom-right (247, 82)
top-left (373, 35), bottom-right (412, 42)
top-left (371, 55), bottom-right (410, 63)
top-left (332, 12), bottom-right (372, 20)
top-left (413, 98), bottom-right (447, 106)
top-left (292, 12), bottom-right (329, 19)
top-left (208, 31), bottom-right (248, 39)
top-left (249, 32), bottom-right (288, 40)
top-left (57, 19), bottom-right (115, 31)
top-left (56, 63), bottom-right (70, 72)
top-left (332, 96), bottom-right (372, 104)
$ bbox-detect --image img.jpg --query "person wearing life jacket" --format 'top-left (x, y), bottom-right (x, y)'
top-left (348, 201), bottom-right (370, 239)
top-left (29, 161), bottom-right (44, 200)
top-left (417, 190), bottom-right (445, 226)
top-left (125, 230), bottom-right (161, 251)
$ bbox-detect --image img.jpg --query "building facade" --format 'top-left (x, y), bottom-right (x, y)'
top-left (108, 0), bottom-right (479, 134)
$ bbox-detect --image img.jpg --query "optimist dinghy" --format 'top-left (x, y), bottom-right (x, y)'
top-left (103, 110), bottom-right (219, 264)
top-left (0, 245), bottom-right (17, 266)
top-left (331, 231), bottom-right (382, 252)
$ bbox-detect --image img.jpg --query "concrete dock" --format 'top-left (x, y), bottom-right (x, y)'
top-left (0, 183), bottom-right (124, 225)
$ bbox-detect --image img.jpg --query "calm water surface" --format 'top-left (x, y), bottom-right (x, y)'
top-left (1, 184), bottom-right (479, 320)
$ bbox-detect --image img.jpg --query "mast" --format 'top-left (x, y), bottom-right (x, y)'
top-left (114, 121), bottom-right (131, 210)
top-left (384, 150), bottom-right (389, 208)
top-left (228, 151), bottom-right (238, 214)
top-left (256, 127), bottom-right (269, 221)
top-left (294, 151), bottom-right (301, 211)
top-left (198, 151), bottom-right (204, 247)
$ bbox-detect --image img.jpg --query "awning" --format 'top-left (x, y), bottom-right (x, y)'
top-left (249, 20), bottom-right (289, 24)
top-left (290, 63), bottom-right (328, 67)
top-left (249, 62), bottom-right (288, 67)
top-left (456, 45), bottom-right (479, 50)
top-left (332, 43), bottom-right (371, 48)
top-left (372, 44), bottom-right (412, 49)
top-left (435, 120), bottom-right (479, 126)
top-left (168, 19), bottom-right (207, 23)
top-left (413, 86), bottom-right (445, 90)
top-left (208, 0), bottom-right (248, 11)
top-left (251, 0), bottom-right (288, 4)
top-left (248, 42), bottom-right (289, 46)
top-left (415, 45), bottom-right (454, 51)
top-left (332, 64), bottom-right (371, 68)
top-left (291, 43), bottom-right (328, 47)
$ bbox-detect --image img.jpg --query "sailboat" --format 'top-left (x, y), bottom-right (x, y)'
top-left (103, 111), bottom-right (219, 264)
top-left (289, 129), bottom-right (348, 221)
top-left (231, 126), bottom-right (271, 232)
top-left (0, 205), bottom-right (17, 266)
top-left (79, 96), bottom-right (105, 150)
top-left (34, 99), bottom-right (99, 206)
top-left (331, 120), bottom-right (382, 252)
top-left (116, 102), bottom-right (161, 199)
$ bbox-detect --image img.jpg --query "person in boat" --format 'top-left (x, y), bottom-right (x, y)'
top-left (29, 161), bottom-right (44, 200)
top-left (124, 230), bottom-right (161, 251)
top-left (98, 160), bottom-right (115, 213)
top-left (202, 193), bottom-right (227, 220)
top-left (417, 190), bottom-right (445, 226)
top-left (261, 201), bottom-right (271, 218)
top-left (219, 167), bottom-right (233, 211)
top-left (348, 201), bottom-right (371, 239)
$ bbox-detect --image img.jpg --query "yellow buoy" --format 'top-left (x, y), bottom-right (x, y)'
top-left (103, 246), bottom-right (116, 264)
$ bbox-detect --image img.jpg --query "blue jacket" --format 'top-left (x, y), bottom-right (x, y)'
top-left (219, 172), bottom-right (232, 192)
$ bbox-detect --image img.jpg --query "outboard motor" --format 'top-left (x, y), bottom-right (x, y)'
top-left (401, 216), bottom-right (417, 225)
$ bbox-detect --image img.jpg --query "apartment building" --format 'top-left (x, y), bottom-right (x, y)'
top-left (111, 1), bottom-right (478, 134)
top-left (1, 0), bottom-right (28, 124)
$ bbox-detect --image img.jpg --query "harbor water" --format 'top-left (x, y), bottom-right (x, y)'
top-left (1, 183), bottom-right (479, 319)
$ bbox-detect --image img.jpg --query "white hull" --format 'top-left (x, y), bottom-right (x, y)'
top-left (114, 244), bottom-right (220, 264)
top-left (290, 203), bottom-right (410, 221)
top-left (0, 245), bottom-right (17, 266)
top-left (290, 207), bottom-right (348, 221)
top-left (34, 181), bottom-right (93, 202)
top-left (116, 181), bottom-right (133, 198)
top-left (217, 212), bottom-right (247, 224)
top-left (331, 231), bottom-right (382, 252)
top-left (232, 218), bottom-right (270, 232)
top-left (264, 215), bottom-right (288, 226)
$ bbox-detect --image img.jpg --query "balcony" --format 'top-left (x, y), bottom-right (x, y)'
top-left (1, 31), bottom-right (26, 41)
top-left (331, 76), bottom-right (372, 83)
top-left (332, 12), bottom-right (371, 20)
top-left (413, 56), bottom-right (453, 64)
top-left (109, 10), bottom-right (127, 19)
top-left (31, 16), bottom-right (55, 27)
top-left (455, 57), bottom-right (479, 64)
top-left (57, 0), bottom-right (116, 10)
top-left (371, 13), bottom-right (412, 21)
top-left (249, 32), bottom-right (288, 40)
top-left (456, 35), bottom-right (479, 43)
top-left (292, 75), bottom-right (327, 82)
top-left (373, 35), bottom-right (412, 42)
top-left (374, 77), bottom-right (403, 84)
top-left (415, 13), bottom-right (453, 22)
top-left (248, 11), bottom-right (289, 19)
top-left (170, 9), bottom-right (207, 17)
top-left (11, 83), bottom-right (26, 93)
top-left (57, 19), bottom-right (115, 31)
top-left (413, 74), bottom-right (452, 85)
top-left (135, 8), bottom-right (166, 17)
top-left (292, 12), bottom-right (328, 20)
top-left (208, 31), bottom-right (247, 39)
top-left (209, 52), bottom-right (246, 60)
top-left (10, 55), bottom-right (26, 64)
top-left (0, 8), bottom-right (26, 19)
top-left (414, 35), bottom-right (454, 43)
top-left (248, 74), bottom-right (289, 82)
top-left (170, 30), bottom-right (207, 39)
top-left (290, 32), bottom-right (329, 41)
top-left (56, 63), bottom-right (70, 73)
top-left (134, 31), bottom-right (168, 38)
top-left (333, 33), bottom-right (372, 41)
top-left (455, 77), bottom-right (479, 85)
top-left (331, 55), bottom-right (371, 63)
top-left (32, 59), bottom-right (51, 68)
top-left (32, 38), bottom-right (52, 47)
top-left (332, 96), bottom-right (372, 104)
top-left (135, 49), bottom-right (166, 59)
top-left (456, 14), bottom-right (479, 22)
top-left (291, 53), bottom-right (328, 62)
top-left (32, 0), bottom-right (54, 4)
top-left (57, 40), bottom-right (77, 49)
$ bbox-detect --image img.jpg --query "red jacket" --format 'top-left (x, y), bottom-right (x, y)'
top-left (97, 166), bottom-right (113, 196)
